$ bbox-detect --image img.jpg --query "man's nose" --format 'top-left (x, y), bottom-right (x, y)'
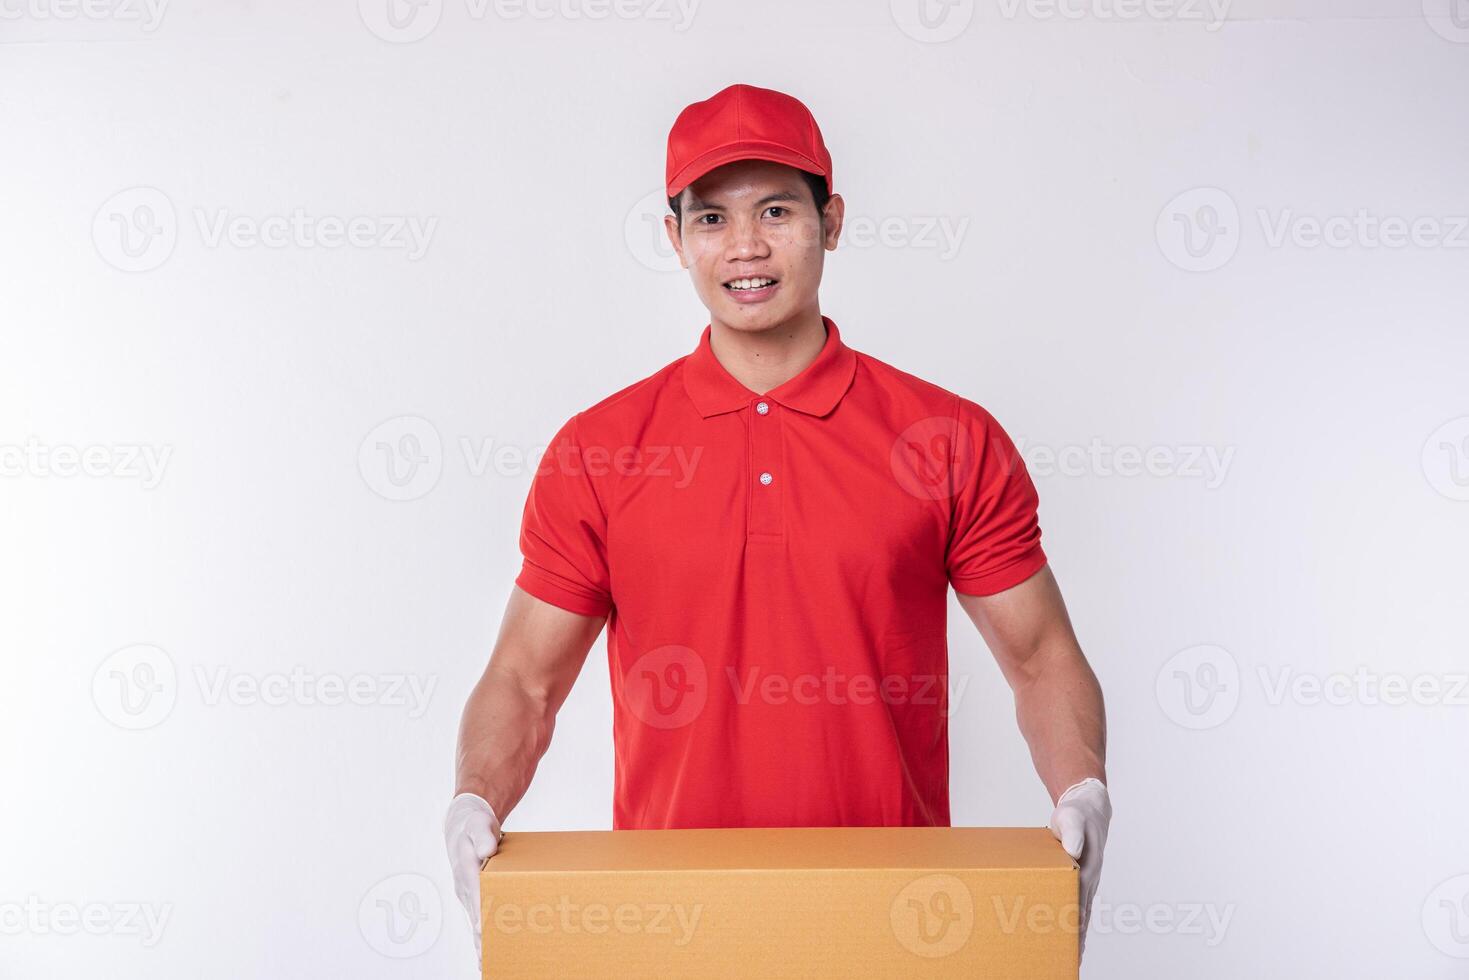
top-left (725, 217), bottom-right (770, 260)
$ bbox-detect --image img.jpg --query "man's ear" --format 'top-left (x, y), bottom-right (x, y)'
top-left (663, 212), bottom-right (687, 269)
top-left (822, 193), bottom-right (845, 251)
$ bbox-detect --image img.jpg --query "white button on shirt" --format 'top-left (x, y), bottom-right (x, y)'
top-left (755, 401), bottom-right (770, 415)
top-left (759, 471), bottom-right (773, 486)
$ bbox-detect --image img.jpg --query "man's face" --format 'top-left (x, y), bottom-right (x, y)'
top-left (665, 159), bottom-right (843, 335)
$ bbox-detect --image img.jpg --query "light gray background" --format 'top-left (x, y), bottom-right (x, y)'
top-left (4, 0), bottom-right (1467, 976)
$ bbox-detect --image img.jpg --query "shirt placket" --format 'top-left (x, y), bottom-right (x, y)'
top-left (748, 396), bottom-right (784, 537)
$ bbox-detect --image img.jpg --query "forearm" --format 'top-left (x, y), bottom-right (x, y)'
top-left (1010, 635), bottom-right (1107, 803)
top-left (454, 586), bottom-right (604, 819)
top-left (454, 661), bottom-right (558, 822)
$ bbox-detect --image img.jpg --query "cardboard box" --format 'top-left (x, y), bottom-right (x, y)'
top-left (481, 826), bottom-right (1078, 978)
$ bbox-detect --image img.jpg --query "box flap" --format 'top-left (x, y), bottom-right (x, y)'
top-left (484, 826), bottom-right (1073, 875)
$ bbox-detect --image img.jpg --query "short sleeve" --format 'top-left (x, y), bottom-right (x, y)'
top-left (946, 398), bottom-right (1047, 596)
top-left (514, 413), bottom-right (614, 617)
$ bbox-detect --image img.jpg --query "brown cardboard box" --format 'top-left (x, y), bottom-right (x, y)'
top-left (481, 826), bottom-right (1078, 978)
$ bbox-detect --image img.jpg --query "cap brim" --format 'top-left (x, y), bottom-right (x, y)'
top-left (666, 141), bottom-right (829, 199)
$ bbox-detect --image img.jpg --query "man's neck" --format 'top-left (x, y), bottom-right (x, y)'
top-left (708, 310), bottom-right (827, 395)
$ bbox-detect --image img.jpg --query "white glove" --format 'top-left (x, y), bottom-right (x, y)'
top-left (1048, 777), bottom-right (1111, 957)
top-left (444, 792), bottom-right (503, 959)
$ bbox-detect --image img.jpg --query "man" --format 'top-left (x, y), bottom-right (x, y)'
top-left (446, 83), bottom-right (1111, 961)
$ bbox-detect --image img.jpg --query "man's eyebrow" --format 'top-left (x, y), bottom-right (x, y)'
top-left (685, 191), bottom-right (804, 212)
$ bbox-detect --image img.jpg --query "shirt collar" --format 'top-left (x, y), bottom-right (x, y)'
top-left (681, 315), bottom-right (858, 419)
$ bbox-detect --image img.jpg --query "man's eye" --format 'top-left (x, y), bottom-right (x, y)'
top-left (766, 207), bottom-right (787, 218)
top-left (697, 214), bottom-right (722, 225)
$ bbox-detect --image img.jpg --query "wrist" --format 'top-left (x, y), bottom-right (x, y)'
top-left (454, 772), bottom-right (490, 798)
top-left (1060, 776), bottom-right (1106, 796)
top-left (1054, 774), bottom-right (1107, 805)
top-left (454, 779), bottom-right (505, 814)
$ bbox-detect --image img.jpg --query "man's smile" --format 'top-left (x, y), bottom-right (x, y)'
top-left (722, 275), bottom-right (780, 303)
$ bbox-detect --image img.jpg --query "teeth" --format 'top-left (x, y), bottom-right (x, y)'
top-left (728, 278), bottom-right (775, 290)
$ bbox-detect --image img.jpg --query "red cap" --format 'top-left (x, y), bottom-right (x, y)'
top-left (665, 83), bottom-right (833, 201)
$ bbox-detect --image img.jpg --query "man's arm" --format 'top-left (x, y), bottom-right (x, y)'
top-left (957, 563), bottom-right (1110, 955)
top-left (445, 584), bottom-right (605, 956)
top-left (455, 584), bottom-right (607, 817)
top-left (955, 564), bottom-right (1105, 802)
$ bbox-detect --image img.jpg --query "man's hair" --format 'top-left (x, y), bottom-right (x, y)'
top-left (668, 168), bottom-right (830, 228)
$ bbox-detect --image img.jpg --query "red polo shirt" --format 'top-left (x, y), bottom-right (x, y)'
top-left (515, 316), bottom-right (1046, 830)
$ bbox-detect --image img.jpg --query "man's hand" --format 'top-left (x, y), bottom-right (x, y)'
top-left (1048, 777), bottom-right (1111, 956)
top-left (444, 792), bottom-right (503, 959)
